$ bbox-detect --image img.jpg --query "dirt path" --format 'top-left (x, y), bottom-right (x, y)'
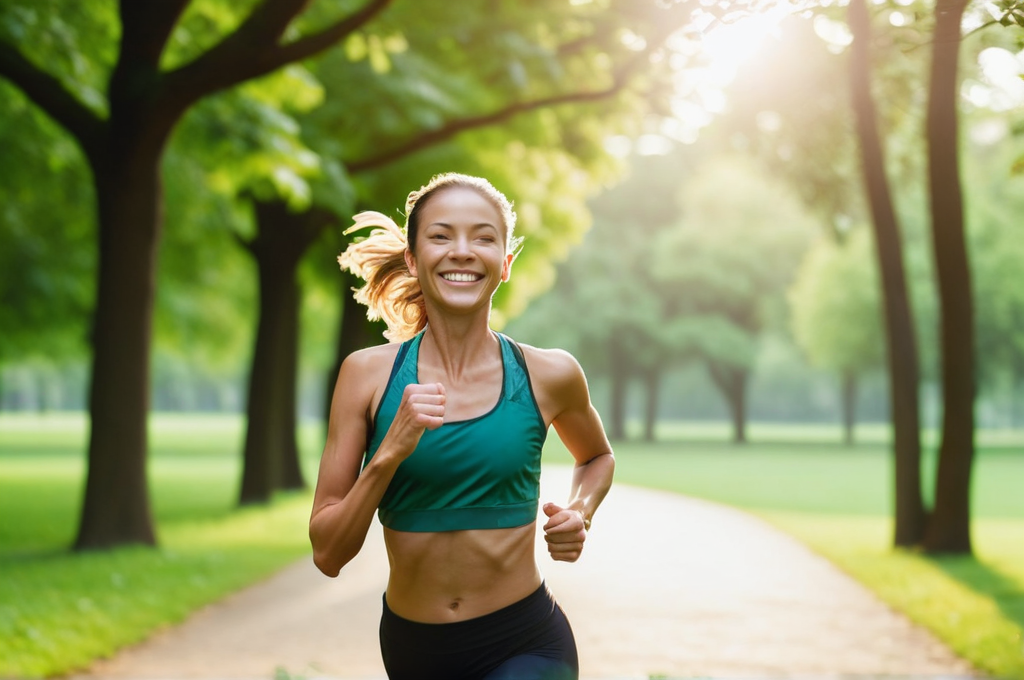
top-left (68, 467), bottom-right (977, 680)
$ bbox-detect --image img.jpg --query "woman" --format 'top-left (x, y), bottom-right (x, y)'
top-left (309, 173), bottom-right (614, 680)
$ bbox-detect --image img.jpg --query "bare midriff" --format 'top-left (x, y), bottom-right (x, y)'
top-left (383, 521), bottom-right (541, 623)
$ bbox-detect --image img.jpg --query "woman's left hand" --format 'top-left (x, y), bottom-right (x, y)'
top-left (541, 502), bottom-right (588, 563)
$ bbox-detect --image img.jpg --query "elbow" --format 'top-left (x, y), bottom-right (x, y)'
top-left (312, 549), bottom-right (343, 578)
top-left (310, 531), bottom-right (361, 578)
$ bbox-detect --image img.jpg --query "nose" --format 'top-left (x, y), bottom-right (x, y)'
top-left (448, 234), bottom-right (474, 259)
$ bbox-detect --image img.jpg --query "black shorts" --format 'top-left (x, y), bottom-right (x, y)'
top-left (379, 583), bottom-right (578, 680)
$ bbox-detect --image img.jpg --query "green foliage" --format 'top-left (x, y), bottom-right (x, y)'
top-left (295, 0), bottom-right (673, 325)
top-left (788, 228), bottom-right (884, 375)
top-left (652, 154), bottom-right (815, 367)
top-left (0, 81), bottom-right (94, 364)
top-left (0, 0), bottom-right (117, 116)
top-left (964, 136), bottom-right (1024, 402)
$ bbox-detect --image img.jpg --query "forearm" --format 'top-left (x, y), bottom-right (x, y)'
top-left (309, 453), bottom-right (401, 577)
top-left (566, 452), bottom-right (615, 528)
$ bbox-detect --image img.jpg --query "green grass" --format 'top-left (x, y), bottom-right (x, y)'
top-left (579, 426), bottom-right (1024, 680)
top-left (0, 413), bottom-right (324, 678)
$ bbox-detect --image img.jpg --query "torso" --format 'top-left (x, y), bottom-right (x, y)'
top-left (363, 331), bottom-right (549, 623)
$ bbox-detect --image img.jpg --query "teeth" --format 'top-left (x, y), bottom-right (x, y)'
top-left (442, 272), bottom-right (480, 282)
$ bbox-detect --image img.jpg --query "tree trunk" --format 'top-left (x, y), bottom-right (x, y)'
top-left (277, 288), bottom-right (305, 491)
top-left (643, 368), bottom-right (659, 442)
top-left (323, 269), bottom-right (387, 422)
top-left (608, 335), bottom-right (629, 441)
top-left (842, 370), bottom-right (857, 446)
top-left (75, 149), bottom-right (164, 549)
top-left (707, 361), bottom-right (747, 444)
top-left (238, 201), bottom-right (330, 505)
top-left (922, 0), bottom-right (974, 554)
top-left (848, 0), bottom-right (927, 547)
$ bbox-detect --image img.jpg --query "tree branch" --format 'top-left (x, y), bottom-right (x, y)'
top-left (163, 0), bottom-right (392, 106)
top-left (345, 24), bottom-right (672, 175)
top-left (0, 40), bottom-right (104, 157)
top-left (118, 0), bottom-right (191, 70)
top-left (272, 0), bottom-right (393, 66)
top-left (345, 80), bottom-right (629, 174)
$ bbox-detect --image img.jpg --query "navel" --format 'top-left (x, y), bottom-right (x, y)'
top-left (448, 599), bottom-right (461, 612)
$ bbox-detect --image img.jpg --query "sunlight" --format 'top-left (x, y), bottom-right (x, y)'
top-left (699, 3), bottom-right (794, 87)
top-left (666, 2), bottom-right (799, 143)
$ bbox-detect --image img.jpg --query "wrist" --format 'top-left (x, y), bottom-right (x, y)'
top-left (571, 507), bottom-right (591, 531)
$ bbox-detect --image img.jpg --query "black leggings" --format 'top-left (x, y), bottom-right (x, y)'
top-left (379, 583), bottom-right (578, 680)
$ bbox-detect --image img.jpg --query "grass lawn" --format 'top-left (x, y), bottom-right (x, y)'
top-left (0, 413), bottom-right (324, 678)
top-left (579, 422), bottom-right (1024, 680)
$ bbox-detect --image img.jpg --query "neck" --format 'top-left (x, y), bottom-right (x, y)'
top-left (420, 315), bottom-right (497, 383)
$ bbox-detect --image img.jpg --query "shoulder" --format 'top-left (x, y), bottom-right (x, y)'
top-left (515, 342), bottom-right (585, 389)
top-left (334, 342), bottom-right (404, 410)
top-left (511, 340), bottom-right (590, 415)
top-left (341, 341), bottom-right (403, 377)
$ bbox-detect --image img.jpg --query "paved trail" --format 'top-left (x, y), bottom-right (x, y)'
top-left (69, 467), bottom-right (977, 680)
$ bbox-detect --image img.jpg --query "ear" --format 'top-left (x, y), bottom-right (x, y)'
top-left (500, 252), bottom-right (514, 282)
top-left (404, 248), bottom-right (418, 278)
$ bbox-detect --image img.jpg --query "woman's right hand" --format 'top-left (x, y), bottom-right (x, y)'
top-left (380, 382), bottom-right (446, 461)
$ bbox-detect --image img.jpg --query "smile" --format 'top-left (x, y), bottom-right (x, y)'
top-left (441, 272), bottom-right (483, 282)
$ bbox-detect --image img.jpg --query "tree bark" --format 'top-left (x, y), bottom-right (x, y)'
top-left (848, 0), bottom-right (927, 547)
top-left (841, 370), bottom-right (857, 446)
top-left (642, 368), bottom-right (660, 442)
top-left (75, 139), bottom-right (167, 549)
top-left (707, 361), bottom-right (747, 444)
top-left (238, 200), bottom-right (330, 505)
top-left (922, 0), bottom-right (975, 554)
top-left (277, 285), bottom-right (305, 491)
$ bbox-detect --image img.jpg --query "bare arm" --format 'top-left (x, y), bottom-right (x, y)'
top-left (309, 349), bottom-right (445, 576)
top-left (526, 347), bottom-right (615, 562)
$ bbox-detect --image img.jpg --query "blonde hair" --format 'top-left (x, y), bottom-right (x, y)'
top-left (338, 173), bottom-right (521, 343)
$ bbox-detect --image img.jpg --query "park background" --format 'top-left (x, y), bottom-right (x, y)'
top-left (1, 0), bottom-right (1023, 678)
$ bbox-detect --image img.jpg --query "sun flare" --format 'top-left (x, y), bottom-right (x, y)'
top-left (699, 3), bottom-right (794, 87)
top-left (666, 2), bottom-right (797, 142)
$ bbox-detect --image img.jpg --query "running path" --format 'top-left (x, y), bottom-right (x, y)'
top-left (68, 466), bottom-right (977, 680)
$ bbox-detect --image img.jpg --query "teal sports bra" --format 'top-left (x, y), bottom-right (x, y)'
top-left (364, 331), bottom-right (548, 532)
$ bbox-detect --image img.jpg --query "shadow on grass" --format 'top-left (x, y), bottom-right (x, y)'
top-left (933, 553), bottom-right (1024, 633)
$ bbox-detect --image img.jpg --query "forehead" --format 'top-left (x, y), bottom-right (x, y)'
top-left (419, 187), bottom-right (504, 229)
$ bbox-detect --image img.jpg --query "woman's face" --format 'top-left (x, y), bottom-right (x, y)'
top-left (405, 186), bottom-right (514, 314)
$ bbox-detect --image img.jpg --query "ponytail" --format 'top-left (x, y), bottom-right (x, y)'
top-left (337, 211), bottom-right (425, 343)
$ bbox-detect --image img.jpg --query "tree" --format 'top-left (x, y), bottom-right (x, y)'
top-left (652, 155), bottom-right (814, 443)
top-left (922, 0), bottom-right (975, 553)
top-left (0, 0), bottom-right (397, 549)
top-left (848, 0), bottom-right (928, 546)
top-left (788, 229), bottom-right (885, 444)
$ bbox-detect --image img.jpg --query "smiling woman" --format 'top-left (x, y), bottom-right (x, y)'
top-left (311, 173), bottom-right (615, 680)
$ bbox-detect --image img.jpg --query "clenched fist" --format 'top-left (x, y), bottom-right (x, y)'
top-left (542, 502), bottom-right (588, 563)
top-left (382, 382), bottom-right (446, 461)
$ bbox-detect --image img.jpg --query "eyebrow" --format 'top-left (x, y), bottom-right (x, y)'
top-left (427, 222), bottom-right (499, 231)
